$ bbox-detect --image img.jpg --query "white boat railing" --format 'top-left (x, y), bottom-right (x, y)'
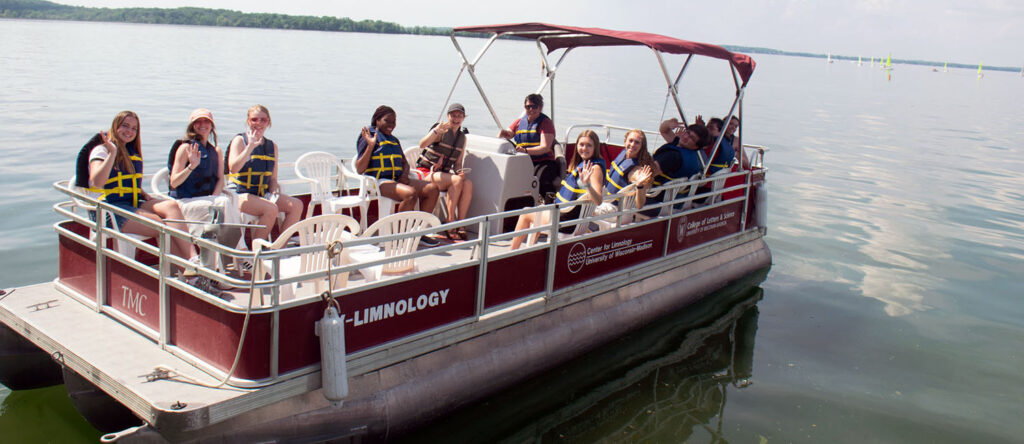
top-left (50, 146), bottom-right (766, 386)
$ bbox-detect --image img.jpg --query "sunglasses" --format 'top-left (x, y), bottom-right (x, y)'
top-left (524, 104), bottom-right (539, 110)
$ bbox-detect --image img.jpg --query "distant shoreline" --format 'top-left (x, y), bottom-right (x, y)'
top-left (1, 0), bottom-right (1019, 72)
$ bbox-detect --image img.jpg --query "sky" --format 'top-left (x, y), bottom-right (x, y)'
top-left (60, 0), bottom-right (1023, 67)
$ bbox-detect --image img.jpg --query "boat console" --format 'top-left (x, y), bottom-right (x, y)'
top-left (461, 134), bottom-right (542, 233)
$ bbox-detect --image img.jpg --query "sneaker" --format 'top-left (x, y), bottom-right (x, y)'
top-left (419, 235), bottom-right (441, 247)
top-left (180, 256), bottom-right (202, 278)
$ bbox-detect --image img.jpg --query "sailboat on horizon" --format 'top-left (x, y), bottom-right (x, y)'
top-left (827, 51), bottom-right (834, 64)
top-left (978, 61), bottom-right (984, 79)
top-left (884, 53), bottom-right (893, 71)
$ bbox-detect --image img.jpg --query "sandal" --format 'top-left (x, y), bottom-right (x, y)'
top-left (453, 227), bottom-right (468, 241)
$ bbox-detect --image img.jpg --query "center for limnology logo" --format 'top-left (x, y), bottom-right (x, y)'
top-left (567, 242), bottom-right (587, 273)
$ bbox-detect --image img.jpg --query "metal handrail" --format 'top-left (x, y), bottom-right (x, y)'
top-left (51, 150), bottom-right (768, 385)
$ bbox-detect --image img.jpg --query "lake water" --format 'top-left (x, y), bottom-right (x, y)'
top-left (1, 18), bottom-right (1023, 443)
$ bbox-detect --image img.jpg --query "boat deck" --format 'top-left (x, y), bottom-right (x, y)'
top-left (1, 228), bottom-right (770, 440)
top-left (0, 281), bottom-right (289, 427)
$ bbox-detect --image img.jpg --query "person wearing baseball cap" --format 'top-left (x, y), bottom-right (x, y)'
top-left (416, 103), bottom-right (473, 240)
top-left (170, 108), bottom-right (223, 200)
top-left (167, 108), bottom-right (248, 248)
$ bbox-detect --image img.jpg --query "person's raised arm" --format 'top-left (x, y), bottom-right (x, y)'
top-left (629, 165), bottom-right (653, 208)
top-left (419, 121), bottom-right (449, 149)
top-left (88, 132), bottom-right (116, 188)
top-left (580, 161), bottom-right (604, 204)
top-left (659, 118), bottom-right (682, 143)
top-left (355, 127), bottom-right (376, 174)
top-left (228, 128), bottom-right (262, 173)
top-left (169, 141), bottom-right (199, 188)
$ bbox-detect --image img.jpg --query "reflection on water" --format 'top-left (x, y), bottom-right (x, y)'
top-left (401, 273), bottom-right (766, 443)
top-left (0, 385), bottom-right (101, 443)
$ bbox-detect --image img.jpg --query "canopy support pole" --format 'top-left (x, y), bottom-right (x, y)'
top-left (534, 41), bottom-right (573, 125)
top-left (654, 51), bottom-right (690, 126)
top-left (702, 63), bottom-right (745, 177)
top-left (449, 32), bottom-right (504, 130)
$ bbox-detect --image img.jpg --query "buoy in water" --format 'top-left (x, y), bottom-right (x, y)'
top-left (315, 305), bottom-right (348, 408)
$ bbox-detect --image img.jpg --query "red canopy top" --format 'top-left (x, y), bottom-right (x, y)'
top-left (454, 23), bottom-right (756, 85)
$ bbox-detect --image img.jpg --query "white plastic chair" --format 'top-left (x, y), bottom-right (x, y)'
top-left (252, 214), bottom-right (359, 301)
top-left (295, 151), bottom-right (373, 231)
top-left (347, 154), bottom-right (400, 222)
top-left (68, 176), bottom-right (149, 259)
top-left (526, 199), bottom-right (596, 246)
top-left (707, 167), bottom-right (732, 205)
top-left (654, 175), bottom-right (701, 215)
top-left (404, 146), bottom-right (451, 221)
top-left (360, 211), bottom-right (441, 276)
top-left (594, 184), bottom-right (639, 230)
top-left (150, 167), bottom-right (171, 199)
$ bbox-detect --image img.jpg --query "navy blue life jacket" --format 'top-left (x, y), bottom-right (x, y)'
top-left (168, 139), bottom-right (218, 198)
top-left (556, 158), bottom-right (607, 203)
top-left (360, 128), bottom-right (404, 181)
top-left (707, 137), bottom-right (735, 173)
top-left (513, 113), bottom-right (555, 164)
top-left (652, 144), bottom-right (705, 187)
top-left (226, 133), bottom-right (275, 196)
top-left (101, 145), bottom-right (144, 207)
top-left (604, 150), bottom-right (638, 195)
top-left (75, 133), bottom-right (143, 207)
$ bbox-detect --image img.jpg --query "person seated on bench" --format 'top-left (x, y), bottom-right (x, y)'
top-left (703, 117), bottom-right (736, 174)
top-left (416, 103), bottom-right (473, 240)
top-left (722, 116), bottom-right (750, 169)
top-left (509, 130), bottom-right (606, 250)
top-left (226, 104), bottom-right (303, 241)
top-left (80, 110), bottom-right (195, 260)
top-left (355, 105), bottom-right (439, 215)
top-left (498, 94), bottom-right (559, 202)
top-left (168, 109), bottom-right (243, 236)
top-left (640, 120), bottom-right (709, 218)
top-left (596, 129), bottom-right (655, 216)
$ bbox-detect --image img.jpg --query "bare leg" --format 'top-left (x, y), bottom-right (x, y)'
top-left (379, 181), bottom-right (418, 212)
top-left (275, 193), bottom-right (303, 232)
top-left (509, 211), bottom-right (540, 250)
top-left (142, 199), bottom-right (196, 259)
top-left (408, 177), bottom-right (439, 214)
top-left (239, 194), bottom-right (279, 241)
top-left (455, 176), bottom-right (473, 221)
top-left (430, 172), bottom-right (456, 221)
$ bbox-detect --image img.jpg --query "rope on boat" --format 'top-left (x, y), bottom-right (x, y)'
top-left (320, 240), bottom-right (344, 313)
top-left (145, 247), bottom-right (266, 390)
top-left (145, 240), bottom-right (345, 391)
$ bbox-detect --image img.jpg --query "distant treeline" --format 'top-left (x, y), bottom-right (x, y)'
top-left (0, 0), bottom-right (453, 35)
top-left (2, 0), bottom-right (1017, 72)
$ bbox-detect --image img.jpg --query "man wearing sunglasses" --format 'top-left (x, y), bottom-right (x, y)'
top-left (499, 94), bottom-right (559, 200)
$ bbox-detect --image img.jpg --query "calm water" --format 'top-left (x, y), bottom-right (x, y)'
top-left (1, 18), bottom-right (1023, 443)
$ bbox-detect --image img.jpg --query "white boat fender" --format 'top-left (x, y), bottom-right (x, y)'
top-left (754, 181), bottom-right (768, 230)
top-left (315, 304), bottom-right (348, 408)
